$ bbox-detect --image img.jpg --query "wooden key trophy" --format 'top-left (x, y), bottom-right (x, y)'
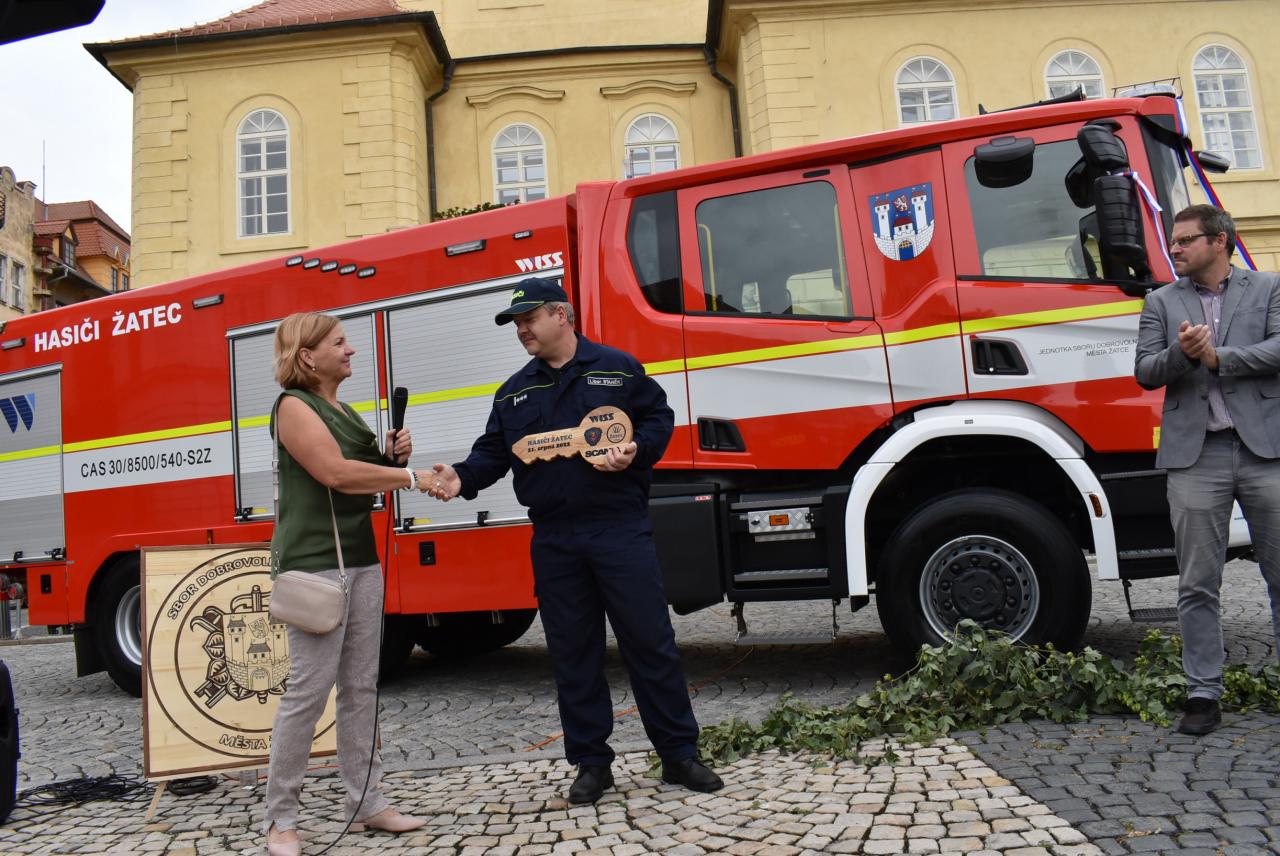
top-left (512, 406), bottom-right (633, 464)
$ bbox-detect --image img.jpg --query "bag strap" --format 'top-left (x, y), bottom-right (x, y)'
top-left (328, 489), bottom-right (349, 595)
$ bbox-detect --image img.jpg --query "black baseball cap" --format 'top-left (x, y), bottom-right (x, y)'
top-left (494, 278), bottom-right (570, 325)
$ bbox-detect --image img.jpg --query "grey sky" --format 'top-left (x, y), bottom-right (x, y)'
top-left (1, 0), bottom-right (250, 233)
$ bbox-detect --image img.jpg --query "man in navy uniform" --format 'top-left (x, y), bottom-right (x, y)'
top-left (428, 277), bottom-right (722, 803)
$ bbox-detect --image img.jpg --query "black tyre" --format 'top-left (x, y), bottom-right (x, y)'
top-left (415, 608), bottom-right (538, 659)
top-left (876, 489), bottom-right (1090, 653)
top-left (378, 615), bottom-right (417, 683)
top-left (92, 557), bottom-right (143, 697)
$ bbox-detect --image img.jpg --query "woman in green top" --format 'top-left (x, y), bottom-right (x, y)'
top-left (264, 312), bottom-right (432, 856)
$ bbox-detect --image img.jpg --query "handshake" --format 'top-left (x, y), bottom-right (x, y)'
top-left (405, 464), bottom-right (461, 501)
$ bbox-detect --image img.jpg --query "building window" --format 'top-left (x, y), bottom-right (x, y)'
top-left (0, 254), bottom-right (7, 304)
top-left (1193, 45), bottom-right (1261, 169)
top-left (493, 124), bottom-right (546, 204)
top-left (896, 57), bottom-right (957, 125)
top-left (122, 273), bottom-right (130, 291)
top-left (237, 109), bottom-right (290, 236)
top-left (110, 267), bottom-right (118, 291)
top-left (12, 262), bottom-right (24, 311)
top-left (624, 114), bottom-right (680, 178)
top-left (61, 236), bottom-right (76, 267)
top-left (1046, 50), bottom-right (1105, 99)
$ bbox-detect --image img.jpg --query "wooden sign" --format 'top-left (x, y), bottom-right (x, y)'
top-left (141, 545), bottom-right (336, 781)
top-left (511, 405), bottom-right (633, 464)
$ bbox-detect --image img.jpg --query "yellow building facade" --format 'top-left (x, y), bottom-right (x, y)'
top-left (92, 0), bottom-right (1280, 286)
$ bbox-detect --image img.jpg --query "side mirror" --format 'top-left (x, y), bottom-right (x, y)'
top-left (1093, 174), bottom-right (1151, 283)
top-left (1193, 150), bottom-right (1231, 174)
top-left (973, 136), bottom-right (1035, 188)
top-left (1077, 119), bottom-right (1129, 171)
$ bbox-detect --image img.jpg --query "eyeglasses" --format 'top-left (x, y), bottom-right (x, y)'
top-left (1169, 233), bottom-right (1215, 249)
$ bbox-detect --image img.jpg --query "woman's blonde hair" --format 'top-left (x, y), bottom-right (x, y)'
top-left (274, 312), bottom-right (339, 390)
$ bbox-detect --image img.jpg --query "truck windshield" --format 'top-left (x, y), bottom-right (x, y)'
top-left (1144, 132), bottom-right (1192, 241)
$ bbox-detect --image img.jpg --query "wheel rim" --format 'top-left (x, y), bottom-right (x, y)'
top-left (918, 535), bottom-right (1040, 640)
top-left (115, 584), bottom-right (143, 666)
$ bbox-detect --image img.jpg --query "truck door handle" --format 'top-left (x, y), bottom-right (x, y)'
top-left (970, 338), bottom-right (1028, 375)
top-left (697, 418), bottom-right (746, 452)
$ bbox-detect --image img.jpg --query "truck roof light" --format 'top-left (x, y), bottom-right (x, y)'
top-left (1, 338), bottom-right (25, 350)
top-left (446, 239), bottom-right (485, 256)
top-left (357, 266), bottom-right (377, 279)
top-left (320, 261), bottom-right (338, 272)
top-left (338, 264), bottom-right (358, 275)
top-left (285, 255), bottom-right (304, 267)
top-left (302, 258), bottom-right (321, 269)
top-left (513, 230), bottom-right (532, 239)
top-left (192, 294), bottom-right (224, 309)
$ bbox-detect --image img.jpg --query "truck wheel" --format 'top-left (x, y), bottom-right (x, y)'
top-left (416, 609), bottom-right (538, 659)
top-left (378, 615), bottom-right (417, 683)
top-left (876, 489), bottom-right (1089, 653)
top-left (92, 558), bottom-right (143, 697)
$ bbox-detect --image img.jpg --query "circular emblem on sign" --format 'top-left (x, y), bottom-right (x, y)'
top-left (146, 550), bottom-right (336, 760)
top-left (584, 426), bottom-right (603, 446)
top-left (606, 423), bottom-right (627, 444)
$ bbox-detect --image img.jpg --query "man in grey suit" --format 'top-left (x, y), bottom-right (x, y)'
top-left (1135, 204), bottom-right (1280, 735)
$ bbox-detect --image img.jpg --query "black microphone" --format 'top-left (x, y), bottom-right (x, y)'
top-left (391, 386), bottom-right (408, 433)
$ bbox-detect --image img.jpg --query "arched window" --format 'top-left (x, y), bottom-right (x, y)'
top-left (624, 114), bottom-right (680, 178)
top-left (896, 57), bottom-right (957, 125)
top-left (493, 124), bottom-right (547, 204)
top-left (237, 109), bottom-right (290, 237)
top-left (1045, 50), bottom-right (1105, 99)
top-left (1194, 45), bottom-right (1261, 169)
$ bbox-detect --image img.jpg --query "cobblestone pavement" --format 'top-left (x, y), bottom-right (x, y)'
top-left (1, 560), bottom-right (1277, 853)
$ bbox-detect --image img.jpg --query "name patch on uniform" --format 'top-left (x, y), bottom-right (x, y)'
top-left (586, 377), bottom-right (623, 387)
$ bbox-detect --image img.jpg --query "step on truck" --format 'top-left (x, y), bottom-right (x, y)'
top-left (0, 91), bottom-right (1249, 695)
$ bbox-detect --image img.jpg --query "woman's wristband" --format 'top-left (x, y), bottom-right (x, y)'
top-left (403, 467), bottom-right (417, 491)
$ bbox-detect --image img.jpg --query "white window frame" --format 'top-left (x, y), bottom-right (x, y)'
top-left (1193, 45), bottom-right (1262, 170)
top-left (236, 109), bottom-right (291, 237)
top-left (624, 114), bottom-right (681, 179)
top-left (492, 124), bottom-right (547, 205)
top-left (1045, 50), bottom-right (1105, 100)
top-left (896, 57), bottom-right (957, 125)
top-left (12, 261), bottom-right (25, 311)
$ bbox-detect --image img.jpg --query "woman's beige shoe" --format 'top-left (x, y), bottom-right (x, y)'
top-left (351, 808), bottom-right (426, 834)
top-left (265, 824), bottom-right (301, 856)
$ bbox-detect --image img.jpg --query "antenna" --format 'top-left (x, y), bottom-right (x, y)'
top-left (41, 140), bottom-right (47, 218)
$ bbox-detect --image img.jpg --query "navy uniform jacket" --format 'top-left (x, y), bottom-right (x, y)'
top-left (454, 334), bottom-right (674, 525)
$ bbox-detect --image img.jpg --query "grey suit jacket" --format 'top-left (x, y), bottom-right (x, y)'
top-left (1135, 266), bottom-right (1280, 469)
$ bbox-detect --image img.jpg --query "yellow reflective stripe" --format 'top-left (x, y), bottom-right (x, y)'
top-left (64, 420), bottom-right (232, 453)
top-left (686, 332), bottom-right (884, 371)
top-left (29, 298), bottom-right (1144, 460)
top-left (423, 382), bottom-right (503, 405)
top-left (644, 358), bottom-right (687, 376)
top-left (962, 299), bottom-right (1143, 335)
top-left (0, 444), bottom-right (62, 463)
top-left (883, 322), bottom-right (962, 346)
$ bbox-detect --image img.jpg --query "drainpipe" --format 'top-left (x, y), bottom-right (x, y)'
top-left (703, 44), bottom-right (742, 158)
top-left (426, 60), bottom-right (456, 220)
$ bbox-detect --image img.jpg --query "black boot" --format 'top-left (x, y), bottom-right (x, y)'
top-left (568, 765), bottom-right (614, 804)
top-left (661, 758), bottom-right (724, 792)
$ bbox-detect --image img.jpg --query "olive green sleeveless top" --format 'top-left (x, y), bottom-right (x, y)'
top-left (269, 388), bottom-right (382, 574)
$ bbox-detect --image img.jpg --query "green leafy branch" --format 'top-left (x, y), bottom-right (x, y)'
top-left (697, 622), bottom-right (1280, 766)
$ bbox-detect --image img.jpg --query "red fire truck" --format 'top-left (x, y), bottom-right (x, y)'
top-left (0, 92), bottom-right (1249, 696)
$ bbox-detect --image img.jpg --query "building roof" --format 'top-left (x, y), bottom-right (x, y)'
top-left (33, 219), bottom-right (72, 237)
top-left (33, 200), bottom-right (130, 260)
top-left (95, 0), bottom-right (417, 45)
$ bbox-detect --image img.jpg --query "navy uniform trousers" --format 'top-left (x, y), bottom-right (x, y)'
top-left (530, 516), bottom-right (700, 767)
